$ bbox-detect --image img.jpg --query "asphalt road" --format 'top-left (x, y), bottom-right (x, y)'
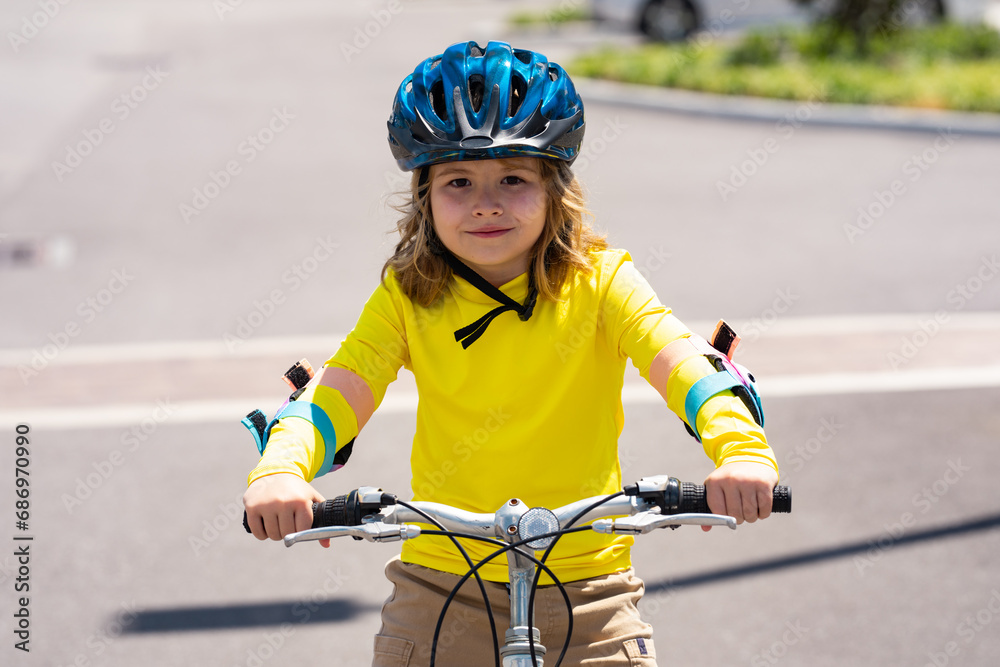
top-left (1, 1), bottom-right (999, 666)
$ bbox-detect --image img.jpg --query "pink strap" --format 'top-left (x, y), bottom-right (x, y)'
top-left (655, 321), bottom-right (742, 383)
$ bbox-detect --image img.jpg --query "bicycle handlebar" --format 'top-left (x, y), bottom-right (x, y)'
top-left (308, 478), bottom-right (791, 529)
top-left (242, 475), bottom-right (791, 540)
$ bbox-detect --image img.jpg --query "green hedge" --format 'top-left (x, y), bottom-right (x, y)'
top-left (569, 24), bottom-right (1000, 112)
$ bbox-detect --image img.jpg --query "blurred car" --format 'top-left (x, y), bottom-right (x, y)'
top-left (590, 0), bottom-right (1000, 42)
top-left (591, 0), bottom-right (705, 41)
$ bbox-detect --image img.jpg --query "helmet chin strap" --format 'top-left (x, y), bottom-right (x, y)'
top-left (440, 251), bottom-right (538, 349)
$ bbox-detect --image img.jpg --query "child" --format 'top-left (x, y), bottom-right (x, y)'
top-left (243, 40), bottom-right (779, 667)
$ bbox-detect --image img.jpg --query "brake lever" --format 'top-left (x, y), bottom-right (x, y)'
top-left (591, 512), bottom-right (737, 534)
top-left (284, 522), bottom-right (422, 547)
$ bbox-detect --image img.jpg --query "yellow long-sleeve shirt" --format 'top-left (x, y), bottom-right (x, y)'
top-left (249, 248), bottom-right (776, 582)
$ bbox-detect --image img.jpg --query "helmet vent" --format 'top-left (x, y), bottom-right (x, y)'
top-left (509, 73), bottom-right (526, 116)
top-left (468, 74), bottom-right (486, 113)
top-left (429, 80), bottom-right (447, 122)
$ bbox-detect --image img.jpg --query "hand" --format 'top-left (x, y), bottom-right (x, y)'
top-left (702, 461), bottom-right (779, 532)
top-left (243, 473), bottom-right (331, 548)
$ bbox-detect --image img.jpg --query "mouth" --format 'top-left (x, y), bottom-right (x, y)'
top-left (467, 227), bottom-right (512, 239)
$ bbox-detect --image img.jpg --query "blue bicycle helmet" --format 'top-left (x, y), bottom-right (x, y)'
top-left (387, 41), bottom-right (585, 171)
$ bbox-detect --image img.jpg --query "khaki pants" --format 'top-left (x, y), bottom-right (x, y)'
top-left (372, 557), bottom-right (657, 667)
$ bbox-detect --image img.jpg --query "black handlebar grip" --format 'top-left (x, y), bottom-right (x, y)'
top-left (312, 494), bottom-right (351, 528)
top-left (677, 483), bottom-right (792, 514)
top-left (678, 481), bottom-right (711, 514)
top-left (243, 493), bottom-right (350, 534)
top-left (243, 492), bottom-right (362, 534)
top-left (772, 485), bottom-right (792, 513)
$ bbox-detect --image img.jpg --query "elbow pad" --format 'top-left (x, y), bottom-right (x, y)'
top-left (669, 321), bottom-right (764, 442)
top-left (242, 359), bottom-right (358, 479)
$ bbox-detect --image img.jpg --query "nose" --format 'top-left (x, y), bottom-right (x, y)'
top-left (472, 186), bottom-right (502, 217)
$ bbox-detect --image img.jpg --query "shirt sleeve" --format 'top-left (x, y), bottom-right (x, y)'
top-left (325, 273), bottom-right (410, 410)
top-left (245, 276), bottom-right (409, 488)
top-left (601, 253), bottom-right (777, 473)
top-left (601, 253), bottom-right (688, 379)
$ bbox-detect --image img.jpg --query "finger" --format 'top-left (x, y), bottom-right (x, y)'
top-left (262, 512), bottom-right (283, 541)
top-left (295, 499), bottom-right (316, 534)
top-left (279, 505), bottom-right (303, 540)
top-left (741, 487), bottom-right (760, 524)
top-left (723, 484), bottom-right (744, 525)
top-left (706, 481), bottom-right (728, 516)
top-left (757, 483), bottom-right (774, 520)
top-left (247, 510), bottom-right (268, 541)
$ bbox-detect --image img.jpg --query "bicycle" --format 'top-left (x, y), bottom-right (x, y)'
top-left (245, 475), bottom-right (791, 667)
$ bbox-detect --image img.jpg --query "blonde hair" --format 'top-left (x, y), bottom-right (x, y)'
top-left (382, 158), bottom-right (608, 307)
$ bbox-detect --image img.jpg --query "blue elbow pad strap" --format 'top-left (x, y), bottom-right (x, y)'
top-left (684, 356), bottom-right (764, 443)
top-left (265, 401), bottom-right (339, 476)
top-left (240, 358), bottom-right (353, 477)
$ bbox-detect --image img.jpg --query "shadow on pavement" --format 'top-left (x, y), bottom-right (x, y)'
top-left (118, 514), bottom-right (1000, 633)
top-left (646, 512), bottom-right (1000, 594)
top-left (122, 598), bottom-right (381, 633)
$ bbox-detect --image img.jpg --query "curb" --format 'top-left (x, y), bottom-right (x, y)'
top-left (574, 77), bottom-right (1000, 137)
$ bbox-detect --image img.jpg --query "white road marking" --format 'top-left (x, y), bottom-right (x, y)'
top-left (0, 335), bottom-right (345, 367)
top-left (2, 312), bottom-right (997, 367)
top-left (2, 365), bottom-right (998, 431)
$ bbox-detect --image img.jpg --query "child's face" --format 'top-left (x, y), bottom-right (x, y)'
top-left (429, 157), bottom-right (547, 287)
